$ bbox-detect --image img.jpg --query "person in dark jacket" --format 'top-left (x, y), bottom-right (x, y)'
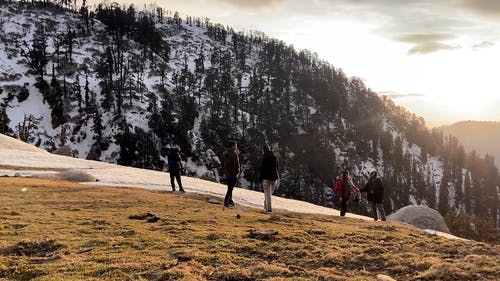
top-left (222, 141), bottom-right (240, 207)
top-left (260, 144), bottom-right (279, 213)
top-left (361, 170), bottom-right (386, 221)
top-left (333, 170), bottom-right (359, 216)
top-left (167, 145), bottom-right (185, 192)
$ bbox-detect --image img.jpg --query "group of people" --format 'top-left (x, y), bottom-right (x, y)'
top-left (165, 140), bottom-right (385, 220)
top-left (333, 169), bottom-right (386, 221)
top-left (221, 141), bottom-right (279, 211)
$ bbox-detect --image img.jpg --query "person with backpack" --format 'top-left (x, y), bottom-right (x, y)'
top-left (260, 144), bottom-right (279, 213)
top-left (360, 170), bottom-right (386, 221)
top-left (222, 141), bottom-right (240, 208)
top-left (167, 144), bottom-right (185, 192)
top-left (333, 170), bottom-right (359, 216)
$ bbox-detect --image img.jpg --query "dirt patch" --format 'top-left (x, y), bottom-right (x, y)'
top-left (0, 239), bottom-right (65, 257)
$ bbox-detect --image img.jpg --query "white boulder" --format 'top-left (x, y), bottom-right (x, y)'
top-left (387, 205), bottom-right (450, 233)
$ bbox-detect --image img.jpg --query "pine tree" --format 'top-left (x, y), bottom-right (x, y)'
top-left (22, 24), bottom-right (48, 80)
top-left (92, 109), bottom-right (103, 143)
top-left (0, 106), bottom-right (11, 135)
top-left (438, 179), bottom-right (449, 216)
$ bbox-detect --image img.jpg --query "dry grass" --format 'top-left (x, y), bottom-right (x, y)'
top-left (0, 177), bottom-right (498, 280)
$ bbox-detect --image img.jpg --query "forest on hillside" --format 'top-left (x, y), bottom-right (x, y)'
top-left (0, 0), bottom-right (498, 242)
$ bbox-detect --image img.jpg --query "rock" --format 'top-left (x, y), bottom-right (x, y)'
top-left (308, 229), bottom-right (326, 235)
top-left (207, 198), bottom-right (222, 205)
top-left (121, 230), bottom-right (135, 237)
top-left (30, 170), bottom-right (96, 182)
top-left (248, 229), bottom-right (278, 240)
top-left (377, 274), bottom-right (396, 281)
top-left (128, 213), bottom-right (155, 220)
top-left (387, 205), bottom-right (450, 233)
top-left (146, 216), bottom-right (160, 223)
top-left (55, 170), bottom-right (96, 182)
top-left (53, 145), bottom-right (74, 157)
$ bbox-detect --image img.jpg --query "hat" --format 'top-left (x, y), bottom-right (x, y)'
top-left (341, 170), bottom-right (349, 176)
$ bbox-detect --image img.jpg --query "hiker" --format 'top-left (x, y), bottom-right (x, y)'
top-left (222, 140), bottom-right (240, 207)
top-left (260, 144), bottom-right (279, 213)
top-left (333, 170), bottom-right (359, 216)
top-left (360, 170), bottom-right (386, 221)
top-left (167, 144), bottom-right (185, 192)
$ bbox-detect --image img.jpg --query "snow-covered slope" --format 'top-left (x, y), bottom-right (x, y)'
top-left (0, 134), bottom-right (466, 240)
top-left (0, 134), bottom-right (364, 219)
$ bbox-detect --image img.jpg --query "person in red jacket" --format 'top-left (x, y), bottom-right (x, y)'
top-left (333, 170), bottom-right (359, 216)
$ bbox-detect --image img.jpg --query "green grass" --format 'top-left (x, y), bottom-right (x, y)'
top-left (0, 178), bottom-right (498, 280)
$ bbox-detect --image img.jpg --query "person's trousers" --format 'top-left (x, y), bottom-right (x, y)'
top-left (262, 179), bottom-right (277, 212)
top-left (340, 197), bottom-right (348, 216)
top-left (170, 170), bottom-right (183, 190)
top-left (371, 201), bottom-right (386, 221)
top-left (224, 176), bottom-right (237, 206)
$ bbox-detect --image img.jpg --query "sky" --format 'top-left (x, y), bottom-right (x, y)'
top-left (89, 0), bottom-right (500, 127)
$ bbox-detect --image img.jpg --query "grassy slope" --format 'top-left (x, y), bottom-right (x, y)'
top-left (0, 178), bottom-right (498, 281)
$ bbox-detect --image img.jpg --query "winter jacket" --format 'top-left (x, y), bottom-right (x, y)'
top-left (362, 177), bottom-right (384, 204)
top-left (333, 177), bottom-right (351, 199)
top-left (260, 151), bottom-right (279, 181)
top-left (222, 148), bottom-right (240, 178)
top-left (167, 148), bottom-right (183, 171)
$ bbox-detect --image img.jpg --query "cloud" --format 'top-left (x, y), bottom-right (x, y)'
top-left (460, 0), bottom-right (500, 18)
top-left (395, 33), bottom-right (461, 55)
top-left (407, 42), bottom-right (461, 55)
top-left (218, 0), bottom-right (285, 11)
top-left (379, 91), bottom-right (425, 99)
top-left (396, 33), bottom-right (456, 44)
top-left (472, 40), bottom-right (494, 49)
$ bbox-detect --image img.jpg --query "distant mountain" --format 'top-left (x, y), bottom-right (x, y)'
top-left (438, 121), bottom-right (500, 167)
top-left (0, 1), bottom-right (498, 233)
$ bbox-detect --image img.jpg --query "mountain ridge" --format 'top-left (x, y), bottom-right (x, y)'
top-left (437, 120), bottom-right (500, 167)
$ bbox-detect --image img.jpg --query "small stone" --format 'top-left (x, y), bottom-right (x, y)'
top-left (207, 198), bottom-right (222, 205)
top-left (377, 274), bottom-right (397, 281)
top-left (248, 229), bottom-right (278, 240)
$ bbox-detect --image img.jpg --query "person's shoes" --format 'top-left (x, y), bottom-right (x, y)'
top-left (225, 202), bottom-right (235, 208)
top-left (263, 209), bottom-right (272, 213)
top-left (179, 189), bottom-right (186, 193)
top-left (172, 188), bottom-right (176, 192)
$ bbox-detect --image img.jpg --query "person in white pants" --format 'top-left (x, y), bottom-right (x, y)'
top-left (260, 144), bottom-right (279, 213)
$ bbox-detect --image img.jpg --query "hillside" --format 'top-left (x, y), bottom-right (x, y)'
top-left (0, 177), bottom-right (498, 281)
top-left (438, 121), bottom-right (500, 167)
top-left (0, 1), bottom-right (498, 238)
